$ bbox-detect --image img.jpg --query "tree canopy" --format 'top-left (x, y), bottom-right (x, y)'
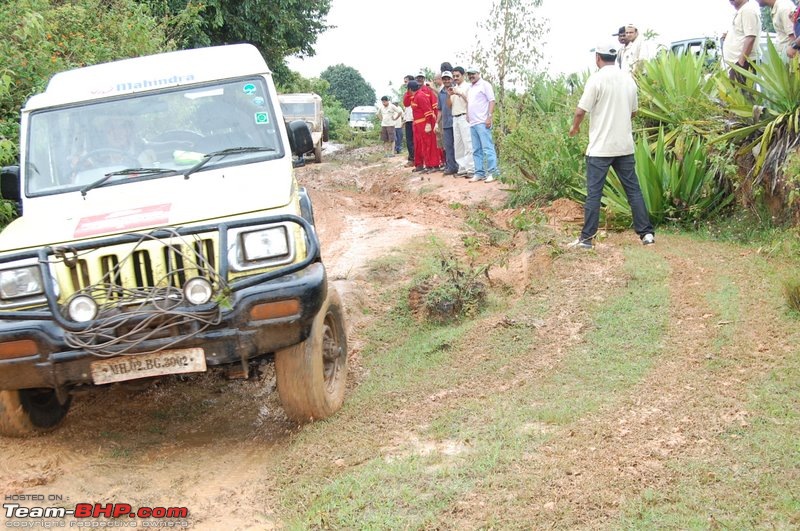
top-left (0, 0), bottom-right (170, 166)
top-left (138, 0), bottom-right (332, 84)
top-left (320, 64), bottom-right (376, 111)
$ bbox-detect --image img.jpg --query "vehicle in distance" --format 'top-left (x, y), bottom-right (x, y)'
top-left (278, 92), bottom-right (329, 163)
top-left (349, 105), bottom-right (377, 130)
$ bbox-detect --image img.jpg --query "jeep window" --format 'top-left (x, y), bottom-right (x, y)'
top-left (25, 78), bottom-right (283, 196)
top-left (280, 102), bottom-right (316, 117)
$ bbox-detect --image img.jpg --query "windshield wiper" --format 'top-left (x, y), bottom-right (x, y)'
top-left (183, 147), bottom-right (276, 179)
top-left (80, 168), bottom-right (177, 198)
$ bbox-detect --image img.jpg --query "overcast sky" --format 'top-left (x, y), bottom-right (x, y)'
top-left (287, 0), bottom-right (739, 102)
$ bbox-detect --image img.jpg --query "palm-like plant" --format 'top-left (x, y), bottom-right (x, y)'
top-left (636, 51), bottom-right (726, 156)
top-left (601, 128), bottom-right (733, 225)
top-left (713, 40), bottom-right (800, 195)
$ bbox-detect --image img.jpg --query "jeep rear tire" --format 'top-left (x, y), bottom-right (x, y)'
top-left (275, 288), bottom-right (347, 422)
top-left (0, 389), bottom-right (71, 437)
top-left (322, 117), bottom-right (330, 142)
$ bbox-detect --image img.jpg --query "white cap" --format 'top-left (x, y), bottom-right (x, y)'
top-left (441, 71), bottom-right (453, 78)
top-left (591, 42), bottom-right (620, 56)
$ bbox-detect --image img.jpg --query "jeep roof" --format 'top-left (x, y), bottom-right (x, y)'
top-left (26, 44), bottom-right (271, 111)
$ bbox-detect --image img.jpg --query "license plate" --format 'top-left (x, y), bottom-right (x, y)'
top-left (90, 348), bottom-right (206, 385)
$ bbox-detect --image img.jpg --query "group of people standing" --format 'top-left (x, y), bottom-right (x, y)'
top-left (565, 0), bottom-right (800, 250)
top-left (375, 64), bottom-right (500, 183)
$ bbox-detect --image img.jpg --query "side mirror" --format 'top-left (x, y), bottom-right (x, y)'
top-left (286, 120), bottom-right (314, 157)
top-left (1, 166), bottom-right (20, 202)
top-left (1, 165), bottom-right (21, 217)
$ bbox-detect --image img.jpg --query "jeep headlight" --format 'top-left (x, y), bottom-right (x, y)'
top-left (241, 226), bottom-right (290, 262)
top-left (67, 294), bottom-right (98, 323)
top-left (0, 267), bottom-right (44, 300)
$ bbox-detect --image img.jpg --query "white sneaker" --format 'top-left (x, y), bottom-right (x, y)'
top-left (642, 233), bottom-right (655, 245)
top-left (484, 176), bottom-right (495, 183)
top-left (469, 176), bottom-right (486, 182)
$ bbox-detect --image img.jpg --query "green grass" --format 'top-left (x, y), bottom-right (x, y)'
top-left (364, 251), bottom-right (408, 283)
top-left (618, 347), bottom-right (800, 529)
top-left (704, 274), bottom-right (741, 370)
top-left (693, 208), bottom-right (800, 258)
top-left (417, 184), bottom-right (440, 195)
top-left (783, 277), bottom-right (800, 314)
top-left (616, 244), bottom-right (800, 529)
top-left (285, 456), bottom-right (476, 529)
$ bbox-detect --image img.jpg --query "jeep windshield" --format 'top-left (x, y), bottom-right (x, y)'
top-left (350, 113), bottom-right (375, 121)
top-left (279, 102), bottom-right (316, 118)
top-left (25, 78), bottom-right (284, 196)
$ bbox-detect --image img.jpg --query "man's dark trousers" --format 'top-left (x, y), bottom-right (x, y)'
top-left (405, 121), bottom-right (414, 161)
top-left (581, 154), bottom-right (653, 242)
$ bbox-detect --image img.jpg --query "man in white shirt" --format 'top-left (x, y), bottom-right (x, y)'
top-left (465, 66), bottom-right (499, 183)
top-left (757, 0), bottom-right (797, 60)
top-left (723, 0), bottom-right (761, 82)
top-left (568, 42), bottom-right (654, 249)
top-left (447, 66), bottom-right (475, 177)
top-left (620, 25), bottom-right (648, 75)
top-left (377, 96), bottom-right (402, 156)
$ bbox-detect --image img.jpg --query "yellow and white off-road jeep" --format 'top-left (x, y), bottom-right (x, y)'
top-left (0, 44), bottom-right (347, 436)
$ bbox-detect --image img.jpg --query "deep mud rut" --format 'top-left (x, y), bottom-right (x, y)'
top-left (1, 147), bottom-right (795, 529)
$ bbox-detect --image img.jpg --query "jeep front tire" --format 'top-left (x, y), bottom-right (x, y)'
top-left (0, 389), bottom-right (71, 437)
top-left (275, 288), bottom-right (347, 421)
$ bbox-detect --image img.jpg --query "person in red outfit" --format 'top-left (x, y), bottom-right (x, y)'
top-left (404, 80), bottom-right (440, 173)
top-left (414, 73), bottom-right (439, 113)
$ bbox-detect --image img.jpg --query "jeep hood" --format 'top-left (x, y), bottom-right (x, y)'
top-left (0, 166), bottom-right (295, 253)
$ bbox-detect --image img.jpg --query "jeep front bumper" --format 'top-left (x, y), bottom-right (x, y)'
top-left (0, 214), bottom-right (326, 390)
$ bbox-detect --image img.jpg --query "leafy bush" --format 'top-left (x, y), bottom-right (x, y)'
top-left (0, 0), bottom-right (170, 166)
top-left (0, 71), bottom-right (17, 167)
top-left (409, 247), bottom-right (487, 324)
top-left (602, 128), bottom-right (733, 226)
top-left (713, 41), bottom-right (800, 212)
top-left (0, 200), bottom-right (17, 229)
top-left (502, 75), bottom-right (587, 206)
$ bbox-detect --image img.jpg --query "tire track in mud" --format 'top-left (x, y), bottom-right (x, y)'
top-left (469, 237), bottom-right (794, 528)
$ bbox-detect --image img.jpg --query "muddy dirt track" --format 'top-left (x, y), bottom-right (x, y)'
top-left (0, 148), bottom-right (512, 528)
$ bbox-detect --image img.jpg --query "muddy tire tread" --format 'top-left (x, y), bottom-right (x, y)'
top-left (275, 288), bottom-right (347, 421)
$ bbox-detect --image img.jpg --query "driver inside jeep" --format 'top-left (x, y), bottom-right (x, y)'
top-left (70, 118), bottom-right (157, 177)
